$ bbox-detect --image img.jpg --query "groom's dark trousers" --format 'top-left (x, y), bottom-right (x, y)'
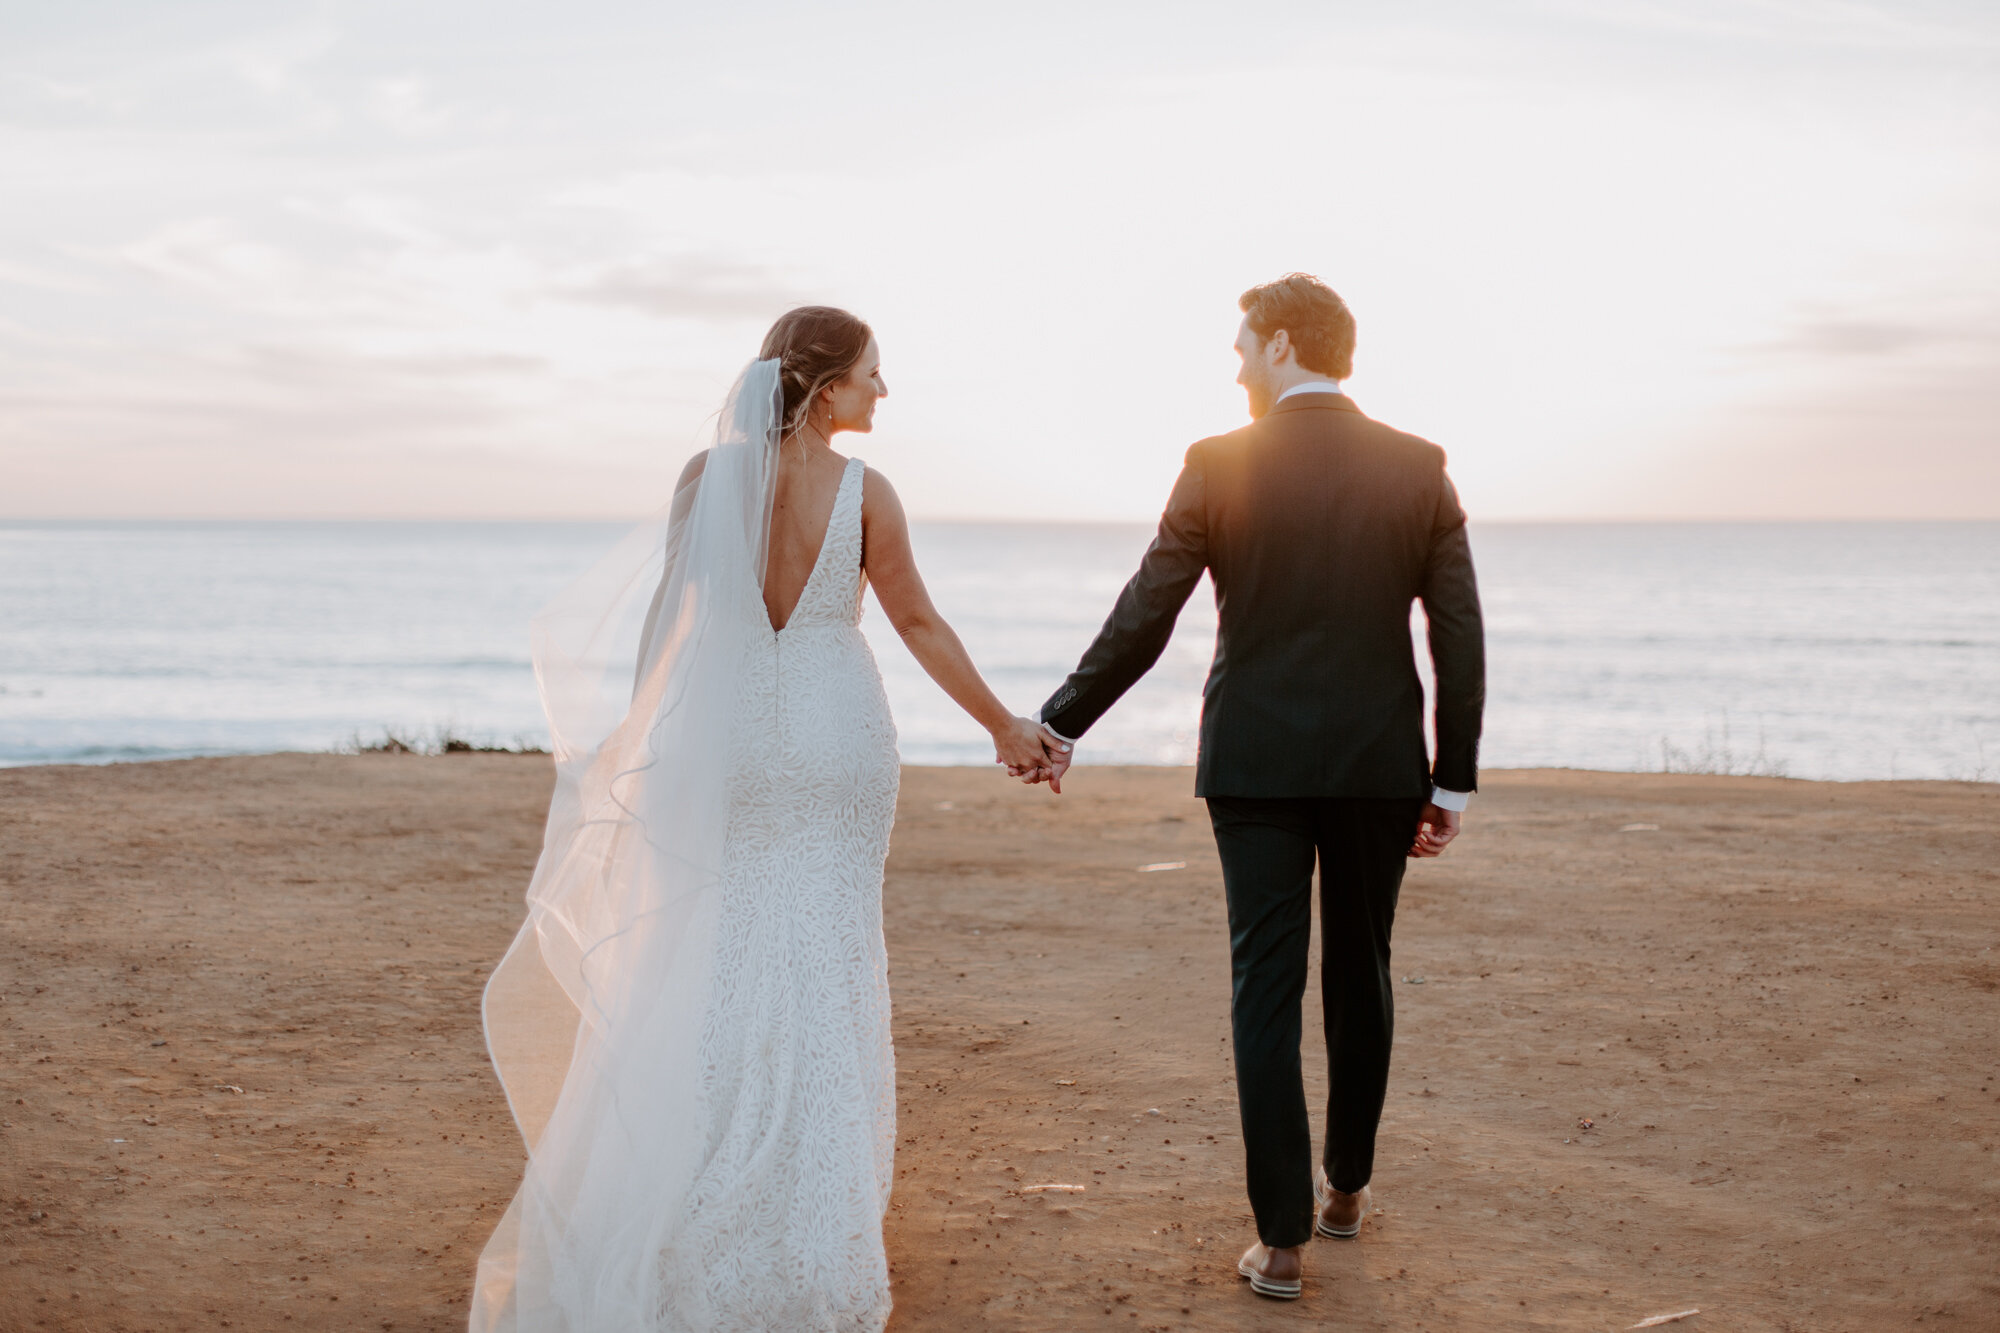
top-left (1208, 794), bottom-right (1424, 1244)
top-left (1039, 391), bottom-right (1484, 1251)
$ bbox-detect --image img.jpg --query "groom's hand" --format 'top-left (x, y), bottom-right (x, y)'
top-left (993, 715), bottom-right (1062, 788)
top-left (1408, 804), bottom-right (1460, 858)
top-left (1036, 725), bottom-right (1072, 794)
top-left (1005, 725), bottom-right (1072, 794)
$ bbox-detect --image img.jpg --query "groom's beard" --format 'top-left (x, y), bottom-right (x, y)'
top-left (1244, 379), bottom-right (1275, 420)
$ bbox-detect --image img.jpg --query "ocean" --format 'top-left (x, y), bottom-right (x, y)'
top-left (1, 520), bottom-right (1994, 782)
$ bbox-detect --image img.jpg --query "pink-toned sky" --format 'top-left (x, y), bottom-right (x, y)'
top-left (3, 1), bottom-right (1996, 521)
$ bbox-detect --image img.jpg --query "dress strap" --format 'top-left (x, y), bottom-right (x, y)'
top-left (833, 457), bottom-right (865, 543)
top-left (828, 459), bottom-right (867, 606)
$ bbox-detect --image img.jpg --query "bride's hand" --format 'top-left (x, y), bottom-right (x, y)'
top-left (990, 715), bottom-right (1056, 788)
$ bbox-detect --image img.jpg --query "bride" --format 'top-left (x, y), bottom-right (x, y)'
top-left (469, 306), bottom-right (1057, 1331)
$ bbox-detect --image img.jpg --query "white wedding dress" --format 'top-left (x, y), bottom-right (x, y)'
top-left (667, 455), bottom-right (899, 1327)
top-left (470, 364), bottom-right (900, 1332)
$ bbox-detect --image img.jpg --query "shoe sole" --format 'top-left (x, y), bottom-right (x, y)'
top-left (1236, 1259), bottom-right (1303, 1299)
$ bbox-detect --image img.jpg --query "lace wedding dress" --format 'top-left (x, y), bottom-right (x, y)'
top-left (470, 364), bottom-right (900, 1332)
top-left (668, 455), bottom-right (899, 1327)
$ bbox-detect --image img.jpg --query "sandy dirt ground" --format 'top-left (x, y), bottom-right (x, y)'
top-left (1, 755), bottom-right (1995, 1332)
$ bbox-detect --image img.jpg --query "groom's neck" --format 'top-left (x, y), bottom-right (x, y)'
top-left (1267, 362), bottom-right (1336, 398)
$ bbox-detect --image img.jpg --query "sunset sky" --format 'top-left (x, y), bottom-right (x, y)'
top-left (3, 1), bottom-right (1995, 521)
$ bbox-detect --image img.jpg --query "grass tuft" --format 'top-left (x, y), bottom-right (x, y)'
top-left (346, 727), bottom-right (546, 757)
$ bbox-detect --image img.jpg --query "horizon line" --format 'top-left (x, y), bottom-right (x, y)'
top-left (4, 513), bottom-right (1999, 526)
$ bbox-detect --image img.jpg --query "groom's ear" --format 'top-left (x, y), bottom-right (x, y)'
top-left (1265, 328), bottom-right (1293, 366)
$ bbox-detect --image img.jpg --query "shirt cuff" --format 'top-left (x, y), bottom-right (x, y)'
top-left (1033, 709), bottom-right (1075, 745)
top-left (1428, 786), bottom-right (1470, 812)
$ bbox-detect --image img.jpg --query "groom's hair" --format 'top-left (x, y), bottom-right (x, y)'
top-left (1239, 274), bottom-right (1356, 380)
top-left (761, 306), bottom-right (875, 434)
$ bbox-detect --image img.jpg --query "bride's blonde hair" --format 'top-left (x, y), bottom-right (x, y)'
top-left (759, 306), bottom-right (874, 437)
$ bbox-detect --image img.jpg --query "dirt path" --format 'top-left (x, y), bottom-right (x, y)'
top-left (2, 756), bottom-right (1995, 1330)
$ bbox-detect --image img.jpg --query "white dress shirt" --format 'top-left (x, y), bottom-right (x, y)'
top-left (1038, 373), bottom-right (1471, 813)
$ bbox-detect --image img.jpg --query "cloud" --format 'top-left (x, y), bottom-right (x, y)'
top-left (104, 208), bottom-right (527, 330)
top-left (0, 257), bottom-right (89, 294)
top-left (1752, 305), bottom-right (2000, 359)
top-left (1550, 0), bottom-right (2000, 54)
top-left (0, 336), bottom-right (678, 519)
top-left (0, 342), bottom-right (542, 452)
top-left (220, 22), bottom-right (340, 97)
top-left (116, 217), bottom-right (299, 300)
top-left (365, 75), bottom-right (462, 137)
top-left (236, 343), bottom-right (547, 388)
top-left (560, 257), bottom-right (804, 323)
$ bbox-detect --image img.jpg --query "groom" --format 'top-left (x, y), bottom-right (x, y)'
top-left (1026, 273), bottom-right (1485, 1298)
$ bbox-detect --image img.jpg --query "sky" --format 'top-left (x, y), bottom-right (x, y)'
top-left (2, 0), bottom-right (1996, 521)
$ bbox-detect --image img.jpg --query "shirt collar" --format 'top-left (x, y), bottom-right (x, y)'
top-left (1276, 379), bottom-right (1345, 402)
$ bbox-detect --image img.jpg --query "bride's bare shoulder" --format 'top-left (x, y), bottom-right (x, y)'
top-left (860, 465), bottom-right (907, 522)
top-left (677, 450), bottom-right (710, 489)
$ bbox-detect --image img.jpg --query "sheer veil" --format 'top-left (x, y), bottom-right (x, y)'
top-left (470, 359), bottom-right (783, 1331)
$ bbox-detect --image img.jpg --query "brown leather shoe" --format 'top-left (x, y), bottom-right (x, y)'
top-left (1236, 1242), bottom-right (1304, 1299)
top-left (1314, 1164), bottom-right (1372, 1240)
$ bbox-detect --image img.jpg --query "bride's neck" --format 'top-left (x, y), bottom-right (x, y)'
top-left (783, 421), bottom-right (838, 463)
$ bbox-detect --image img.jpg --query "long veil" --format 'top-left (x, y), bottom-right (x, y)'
top-left (470, 359), bottom-right (782, 1331)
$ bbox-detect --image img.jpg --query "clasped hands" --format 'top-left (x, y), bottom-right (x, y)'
top-left (990, 716), bottom-right (1072, 794)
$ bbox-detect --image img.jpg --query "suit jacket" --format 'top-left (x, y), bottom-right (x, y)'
top-left (1038, 391), bottom-right (1485, 799)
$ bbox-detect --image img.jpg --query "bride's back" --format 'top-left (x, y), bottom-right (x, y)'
top-left (753, 305), bottom-right (886, 631)
top-left (762, 444), bottom-right (855, 631)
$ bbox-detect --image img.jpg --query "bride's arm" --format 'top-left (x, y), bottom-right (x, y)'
top-left (859, 467), bottom-right (1056, 781)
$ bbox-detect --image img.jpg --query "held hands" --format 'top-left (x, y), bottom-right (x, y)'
top-left (1408, 803), bottom-right (1460, 858)
top-left (991, 716), bottom-right (1072, 794)
top-left (1025, 724), bottom-right (1073, 793)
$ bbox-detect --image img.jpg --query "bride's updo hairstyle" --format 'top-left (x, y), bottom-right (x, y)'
top-left (759, 305), bottom-right (874, 436)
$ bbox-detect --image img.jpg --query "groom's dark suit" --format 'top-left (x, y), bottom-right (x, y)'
top-left (1039, 390), bottom-right (1484, 1249)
